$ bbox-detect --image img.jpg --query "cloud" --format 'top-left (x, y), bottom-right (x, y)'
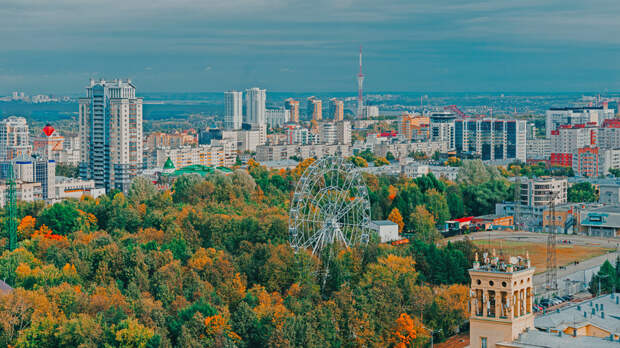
top-left (1, 0), bottom-right (620, 92)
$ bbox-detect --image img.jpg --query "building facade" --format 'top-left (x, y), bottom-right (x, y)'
top-left (244, 87), bottom-right (266, 127)
top-left (224, 90), bottom-right (243, 130)
top-left (469, 252), bottom-right (535, 348)
top-left (284, 98), bottom-right (300, 123)
top-left (519, 177), bottom-right (567, 207)
top-left (0, 116), bottom-right (31, 161)
top-left (329, 98), bottom-right (344, 122)
top-left (78, 79), bottom-right (143, 193)
top-left (265, 108), bottom-right (290, 128)
top-left (306, 96), bottom-right (322, 121)
top-left (455, 119), bottom-right (527, 162)
top-left (545, 106), bottom-right (614, 137)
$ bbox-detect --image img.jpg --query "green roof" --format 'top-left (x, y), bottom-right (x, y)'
top-left (163, 157), bottom-right (175, 169)
top-left (161, 164), bottom-right (233, 177)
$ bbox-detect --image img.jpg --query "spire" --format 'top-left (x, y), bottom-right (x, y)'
top-left (163, 157), bottom-right (175, 170)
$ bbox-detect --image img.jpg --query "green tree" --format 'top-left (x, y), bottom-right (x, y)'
top-left (589, 260), bottom-right (616, 295)
top-left (568, 182), bottom-right (598, 202)
top-left (424, 189), bottom-right (450, 225)
top-left (37, 200), bottom-right (81, 235)
top-left (55, 163), bottom-right (79, 178)
top-left (409, 206), bottom-right (440, 243)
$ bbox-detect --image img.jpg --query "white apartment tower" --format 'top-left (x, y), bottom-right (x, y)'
top-left (79, 79), bottom-right (143, 193)
top-left (245, 87), bottom-right (266, 128)
top-left (0, 116), bottom-right (31, 161)
top-left (224, 91), bottom-right (243, 130)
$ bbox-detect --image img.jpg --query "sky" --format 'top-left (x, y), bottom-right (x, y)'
top-left (1, 0), bottom-right (620, 94)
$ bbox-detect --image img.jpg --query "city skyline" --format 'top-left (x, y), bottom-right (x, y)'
top-left (2, 0), bottom-right (620, 94)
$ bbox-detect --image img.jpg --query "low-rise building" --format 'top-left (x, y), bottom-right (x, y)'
top-left (54, 176), bottom-right (102, 200)
top-left (255, 144), bottom-right (352, 162)
top-left (599, 183), bottom-right (620, 204)
top-left (370, 220), bottom-right (399, 243)
top-left (519, 177), bottom-right (567, 208)
top-left (579, 205), bottom-right (620, 237)
top-left (0, 181), bottom-right (42, 207)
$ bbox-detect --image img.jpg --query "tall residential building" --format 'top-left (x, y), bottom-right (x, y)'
top-left (79, 79), bottom-right (143, 193)
top-left (545, 106), bottom-right (614, 137)
top-left (550, 124), bottom-right (597, 154)
top-left (306, 96), bottom-right (322, 121)
top-left (0, 116), bottom-right (31, 161)
top-left (320, 122), bottom-right (337, 144)
top-left (224, 91), bottom-right (243, 130)
top-left (284, 98), bottom-right (300, 123)
top-left (336, 121), bottom-right (352, 145)
top-left (329, 98), bottom-right (344, 122)
top-left (454, 119), bottom-right (527, 162)
top-left (244, 87), bottom-right (266, 128)
top-left (573, 146), bottom-right (620, 177)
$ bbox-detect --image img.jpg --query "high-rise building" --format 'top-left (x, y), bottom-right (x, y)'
top-left (224, 91), bottom-right (243, 130)
top-left (329, 98), bottom-right (344, 122)
top-left (320, 122), bottom-right (337, 144)
top-left (0, 116), bottom-right (31, 161)
top-left (265, 108), bottom-right (290, 128)
top-left (454, 119), bottom-right (527, 162)
top-left (306, 97), bottom-right (322, 121)
top-left (336, 121), bottom-right (352, 145)
top-left (284, 98), bottom-right (300, 123)
top-left (79, 79), bottom-right (143, 193)
top-left (550, 124), bottom-right (597, 154)
top-left (244, 87), bottom-right (266, 128)
top-left (545, 106), bottom-right (614, 137)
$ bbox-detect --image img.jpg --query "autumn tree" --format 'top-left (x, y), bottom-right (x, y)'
top-left (387, 208), bottom-right (405, 233)
top-left (409, 206), bottom-right (440, 243)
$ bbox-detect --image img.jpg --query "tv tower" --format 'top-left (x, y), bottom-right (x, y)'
top-left (357, 46), bottom-right (364, 118)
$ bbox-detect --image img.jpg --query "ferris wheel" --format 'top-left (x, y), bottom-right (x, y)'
top-left (289, 156), bottom-right (371, 255)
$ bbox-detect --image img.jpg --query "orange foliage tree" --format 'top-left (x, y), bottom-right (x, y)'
top-left (388, 208), bottom-right (405, 233)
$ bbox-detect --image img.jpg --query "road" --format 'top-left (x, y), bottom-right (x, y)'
top-left (447, 230), bottom-right (619, 297)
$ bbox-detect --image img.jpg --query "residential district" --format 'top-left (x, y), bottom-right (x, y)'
top-left (3, 79), bottom-right (620, 347)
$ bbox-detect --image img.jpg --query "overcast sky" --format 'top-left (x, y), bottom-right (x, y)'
top-left (1, 0), bottom-right (620, 94)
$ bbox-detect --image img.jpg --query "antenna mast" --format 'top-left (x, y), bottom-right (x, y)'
top-left (5, 162), bottom-right (17, 251)
top-left (546, 190), bottom-right (558, 291)
top-left (357, 46), bottom-right (365, 119)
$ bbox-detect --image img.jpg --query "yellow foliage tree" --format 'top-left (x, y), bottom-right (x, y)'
top-left (389, 313), bottom-right (417, 348)
top-left (387, 208), bottom-right (405, 233)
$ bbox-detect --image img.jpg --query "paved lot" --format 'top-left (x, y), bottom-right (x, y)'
top-left (447, 231), bottom-right (619, 297)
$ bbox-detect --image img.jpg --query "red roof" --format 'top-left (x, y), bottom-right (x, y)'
top-left (42, 124), bottom-right (55, 137)
top-left (451, 216), bottom-right (475, 223)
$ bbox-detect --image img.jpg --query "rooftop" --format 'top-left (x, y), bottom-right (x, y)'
top-left (371, 220), bottom-right (398, 226)
top-left (535, 294), bottom-right (620, 336)
top-left (500, 329), bottom-right (619, 347)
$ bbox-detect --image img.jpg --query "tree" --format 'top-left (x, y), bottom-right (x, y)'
top-left (37, 201), bottom-right (80, 236)
top-left (386, 152), bottom-right (395, 161)
top-left (388, 208), bottom-right (405, 233)
top-left (457, 160), bottom-right (503, 185)
top-left (589, 260), bottom-right (616, 295)
top-left (568, 182), bottom-right (598, 203)
top-left (55, 163), bottom-right (79, 178)
top-left (424, 189), bottom-right (450, 225)
top-left (374, 157), bottom-right (390, 167)
top-left (409, 206), bottom-right (440, 243)
top-left (129, 177), bottom-right (158, 205)
top-left (350, 156), bottom-right (368, 168)
top-left (389, 313), bottom-right (417, 348)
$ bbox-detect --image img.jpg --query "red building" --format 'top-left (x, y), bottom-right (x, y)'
top-left (550, 153), bottom-right (572, 167)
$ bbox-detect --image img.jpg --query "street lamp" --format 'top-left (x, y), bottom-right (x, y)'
top-left (422, 326), bottom-right (441, 348)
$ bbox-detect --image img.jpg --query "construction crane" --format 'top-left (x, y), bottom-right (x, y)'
top-left (5, 162), bottom-right (17, 251)
top-left (546, 190), bottom-right (558, 291)
top-left (444, 105), bottom-right (467, 118)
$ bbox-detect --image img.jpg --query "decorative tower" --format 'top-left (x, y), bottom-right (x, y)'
top-left (469, 252), bottom-right (535, 348)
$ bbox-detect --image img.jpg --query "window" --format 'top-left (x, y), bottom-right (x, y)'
top-left (481, 337), bottom-right (487, 348)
